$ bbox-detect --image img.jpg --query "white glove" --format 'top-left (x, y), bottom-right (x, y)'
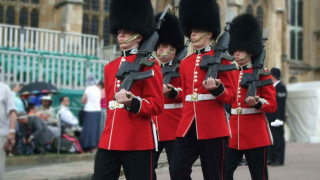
top-left (271, 119), bottom-right (284, 127)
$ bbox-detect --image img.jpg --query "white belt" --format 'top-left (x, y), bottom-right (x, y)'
top-left (164, 103), bottom-right (183, 109)
top-left (108, 100), bottom-right (124, 110)
top-left (231, 108), bottom-right (261, 115)
top-left (185, 93), bottom-right (216, 102)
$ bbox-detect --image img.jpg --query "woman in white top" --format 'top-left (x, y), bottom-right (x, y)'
top-left (80, 74), bottom-right (101, 152)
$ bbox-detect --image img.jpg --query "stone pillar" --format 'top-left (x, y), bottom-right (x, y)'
top-left (54, 0), bottom-right (84, 33)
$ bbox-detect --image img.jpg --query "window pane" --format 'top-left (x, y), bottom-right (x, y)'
top-left (90, 16), bottom-right (99, 35)
top-left (6, 6), bottom-right (15, 25)
top-left (257, 6), bottom-right (263, 29)
top-left (84, 0), bottom-right (89, 10)
top-left (104, 0), bottom-right (110, 12)
top-left (298, 31), bottom-right (303, 60)
top-left (290, 30), bottom-right (296, 59)
top-left (19, 8), bottom-right (28, 26)
top-left (21, 0), bottom-right (29, 3)
top-left (298, 0), bottom-right (303, 27)
top-left (31, 0), bottom-right (39, 4)
top-left (92, 0), bottom-right (99, 11)
top-left (0, 5), bottom-right (3, 23)
top-left (252, 0), bottom-right (258, 5)
top-left (82, 14), bottom-right (89, 34)
top-left (103, 17), bottom-right (110, 45)
top-left (246, 5), bottom-right (253, 14)
top-left (290, 0), bottom-right (296, 26)
top-left (30, 9), bottom-right (39, 27)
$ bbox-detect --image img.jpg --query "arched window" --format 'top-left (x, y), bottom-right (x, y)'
top-left (83, 0), bottom-right (89, 10)
top-left (31, 0), bottom-right (39, 4)
top-left (298, 0), bottom-right (303, 27)
top-left (290, 0), bottom-right (296, 26)
top-left (256, 6), bottom-right (263, 29)
top-left (0, 5), bottom-right (3, 23)
top-left (90, 16), bottom-right (99, 35)
top-left (21, 0), bottom-right (29, 3)
top-left (30, 9), bottom-right (39, 27)
top-left (92, 0), bottom-right (99, 11)
top-left (19, 8), bottom-right (28, 26)
top-left (6, 6), bottom-right (15, 25)
top-left (298, 31), bottom-right (303, 60)
top-left (104, 0), bottom-right (111, 12)
top-left (251, 0), bottom-right (258, 4)
top-left (103, 17), bottom-right (110, 45)
top-left (246, 5), bottom-right (253, 14)
top-left (82, 14), bottom-right (89, 34)
top-left (290, 30), bottom-right (296, 60)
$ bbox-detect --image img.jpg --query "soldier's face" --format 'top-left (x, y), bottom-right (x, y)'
top-left (117, 29), bottom-right (142, 50)
top-left (234, 50), bottom-right (252, 65)
top-left (190, 29), bottom-right (212, 50)
top-left (156, 44), bottom-right (176, 64)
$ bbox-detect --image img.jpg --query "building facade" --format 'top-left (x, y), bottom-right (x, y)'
top-left (0, 0), bottom-right (319, 84)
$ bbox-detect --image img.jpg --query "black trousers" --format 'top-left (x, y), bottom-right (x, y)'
top-left (152, 140), bottom-right (175, 180)
top-left (169, 122), bottom-right (226, 180)
top-left (225, 147), bottom-right (268, 180)
top-left (269, 125), bottom-right (285, 164)
top-left (92, 148), bottom-right (154, 180)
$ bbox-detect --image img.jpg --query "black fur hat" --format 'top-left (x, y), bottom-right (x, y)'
top-left (155, 12), bottom-right (185, 52)
top-left (109, 0), bottom-right (155, 39)
top-left (228, 14), bottom-right (262, 58)
top-left (179, 0), bottom-right (221, 40)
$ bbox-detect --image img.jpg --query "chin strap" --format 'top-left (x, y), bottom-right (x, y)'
top-left (119, 33), bottom-right (140, 45)
top-left (158, 47), bottom-right (174, 57)
top-left (192, 32), bottom-right (208, 43)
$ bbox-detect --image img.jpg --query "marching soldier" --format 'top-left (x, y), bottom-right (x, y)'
top-left (152, 12), bottom-right (185, 180)
top-left (169, 0), bottom-right (236, 179)
top-left (92, 0), bottom-right (164, 179)
top-left (266, 67), bottom-right (287, 166)
top-left (225, 14), bottom-right (277, 180)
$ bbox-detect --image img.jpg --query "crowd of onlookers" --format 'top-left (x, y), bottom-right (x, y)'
top-left (8, 75), bottom-right (106, 156)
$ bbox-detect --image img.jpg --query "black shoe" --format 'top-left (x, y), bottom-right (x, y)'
top-left (270, 161), bottom-right (283, 166)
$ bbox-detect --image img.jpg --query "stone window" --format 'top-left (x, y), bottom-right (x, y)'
top-left (246, 5), bottom-right (253, 14)
top-left (90, 16), bottom-right (99, 35)
top-left (6, 6), bottom-right (15, 25)
top-left (31, 0), bottom-right (39, 4)
top-left (244, 0), bottom-right (265, 28)
top-left (103, 17), bottom-right (110, 45)
top-left (91, 0), bottom-right (99, 11)
top-left (82, 14), bottom-right (89, 34)
top-left (84, 0), bottom-right (89, 10)
top-left (19, 8), bottom-right (28, 26)
top-left (104, 0), bottom-right (110, 12)
top-left (257, 6), bottom-right (263, 29)
top-left (0, 5), bottom-right (3, 23)
top-left (289, 0), bottom-right (303, 61)
top-left (30, 9), bottom-right (39, 27)
top-left (21, 0), bottom-right (28, 3)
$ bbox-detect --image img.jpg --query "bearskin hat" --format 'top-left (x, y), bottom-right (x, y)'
top-left (228, 14), bottom-right (262, 59)
top-left (109, 0), bottom-right (155, 39)
top-left (179, 0), bottom-right (221, 40)
top-left (154, 12), bottom-right (185, 52)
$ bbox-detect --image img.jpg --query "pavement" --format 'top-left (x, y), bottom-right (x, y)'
top-left (4, 142), bottom-right (320, 180)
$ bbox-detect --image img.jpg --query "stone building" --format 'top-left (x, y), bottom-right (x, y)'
top-left (0, 0), bottom-right (319, 84)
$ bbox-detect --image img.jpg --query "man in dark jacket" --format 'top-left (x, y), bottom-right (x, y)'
top-left (266, 67), bottom-right (287, 166)
top-left (17, 112), bottom-right (55, 154)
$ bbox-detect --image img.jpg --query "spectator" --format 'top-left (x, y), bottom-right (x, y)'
top-left (27, 103), bottom-right (37, 115)
top-left (80, 75), bottom-right (101, 152)
top-left (37, 95), bottom-right (60, 137)
top-left (98, 81), bottom-right (106, 137)
top-left (10, 83), bottom-right (26, 113)
top-left (0, 82), bottom-right (17, 179)
top-left (17, 112), bottom-right (55, 155)
top-left (58, 96), bottom-right (80, 135)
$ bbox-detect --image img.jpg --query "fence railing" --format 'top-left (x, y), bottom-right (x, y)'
top-left (0, 24), bottom-right (104, 59)
top-left (0, 50), bottom-right (109, 90)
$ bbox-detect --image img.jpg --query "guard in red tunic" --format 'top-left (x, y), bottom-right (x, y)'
top-left (169, 0), bottom-right (236, 179)
top-left (152, 12), bottom-right (185, 180)
top-left (224, 14), bottom-right (277, 180)
top-left (92, 0), bottom-right (164, 179)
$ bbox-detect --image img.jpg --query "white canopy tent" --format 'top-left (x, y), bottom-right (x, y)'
top-left (286, 81), bottom-right (320, 143)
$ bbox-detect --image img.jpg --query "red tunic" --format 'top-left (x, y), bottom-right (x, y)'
top-left (175, 49), bottom-right (236, 139)
top-left (98, 54), bottom-right (164, 150)
top-left (229, 66), bottom-right (277, 150)
top-left (154, 66), bottom-right (183, 141)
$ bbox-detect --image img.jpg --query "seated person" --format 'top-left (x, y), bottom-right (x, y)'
top-left (17, 112), bottom-right (55, 155)
top-left (37, 95), bottom-right (60, 137)
top-left (58, 96), bottom-right (81, 135)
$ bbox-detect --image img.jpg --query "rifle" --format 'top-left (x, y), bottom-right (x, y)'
top-left (240, 28), bottom-right (273, 98)
top-left (161, 40), bottom-right (191, 84)
top-left (199, 21), bottom-right (237, 80)
top-left (115, 4), bottom-right (172, 91)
